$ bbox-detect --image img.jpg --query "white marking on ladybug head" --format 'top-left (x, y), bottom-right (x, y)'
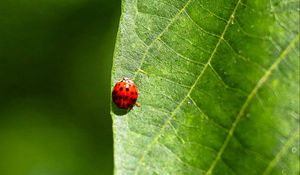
top-left (121, 77), bottom-right (134, 84)
top-left (121, 77), bottom-right (130, 82)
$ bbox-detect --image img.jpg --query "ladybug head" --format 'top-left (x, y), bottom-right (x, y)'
top-left (121, 77), bottom-right (134, 84)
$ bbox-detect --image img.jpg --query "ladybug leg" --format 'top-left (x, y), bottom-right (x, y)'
top-left (135, 102), bottom-right (140, 107)
top-left (126, 103), bottom-right (140, 112)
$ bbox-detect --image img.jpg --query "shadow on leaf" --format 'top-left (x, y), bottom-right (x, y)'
top-left (111, 101), bottom-right (130, 116)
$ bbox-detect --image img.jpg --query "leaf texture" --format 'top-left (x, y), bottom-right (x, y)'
top-left (111, 0), bottom-right (300, 174)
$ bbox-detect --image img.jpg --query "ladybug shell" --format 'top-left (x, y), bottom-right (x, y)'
top-left (112, 78), bottom-right (138, 109)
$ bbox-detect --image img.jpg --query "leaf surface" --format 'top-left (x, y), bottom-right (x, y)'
top-left (111, 0), bottom-right (300, 174)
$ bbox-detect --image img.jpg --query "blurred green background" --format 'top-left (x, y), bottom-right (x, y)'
top-left (0, 0), bottom-right (120, 174)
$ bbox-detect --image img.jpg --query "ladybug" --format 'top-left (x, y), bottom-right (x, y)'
top-left (112, 77), bottom-right (139, 109)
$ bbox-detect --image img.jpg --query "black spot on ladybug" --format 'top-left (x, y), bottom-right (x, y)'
top-left (126, 88), bottom-right (129, 91)
top-left (131, 98), bottom-right (136, 102)
top-left (131, 92), bottom-right (134, 95)
top-left (119, 87), bottom-right (123, 91)
top-left (125, 96), bottom-right (128, 100)
top-left (112, 90), bottom-right (117, 95)
top-left (118, 96), bottom-right (122, 99)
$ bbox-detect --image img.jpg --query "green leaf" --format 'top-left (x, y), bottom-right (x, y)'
top-left (111, 0), bottom-right (300, 174)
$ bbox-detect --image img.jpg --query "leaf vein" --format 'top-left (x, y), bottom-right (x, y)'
top-left (159, 38), bottom-right (205, 65)
top-left (197, 3), bottom-right (228, 22)
top-left (183, 10), bottom-right (221, 39)
top-left (262, 128), bottom-right (300, 175)
top-left (137, 11), bottom-right (172, 21)
top-left (171, 31), bottom-right (212, 54)
top-left (154, 74), bottom-right (191, 89)
top-left (221, 38), bottom-right (268, 73)
top-left (208, 64), bottom-right (231, 88)
top-left (188, 96), bottom-right (230, 131)
top-left (159, 143), bottom-right (206, 173)
top-left (132, 0), bottom-right (194, 80)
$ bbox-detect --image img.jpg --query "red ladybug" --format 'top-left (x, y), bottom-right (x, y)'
top-left (112, 77), bottom-right (139, 109)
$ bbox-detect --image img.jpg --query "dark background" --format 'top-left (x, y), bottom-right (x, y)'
top-left (0, 0), bottom-right (120, 174)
